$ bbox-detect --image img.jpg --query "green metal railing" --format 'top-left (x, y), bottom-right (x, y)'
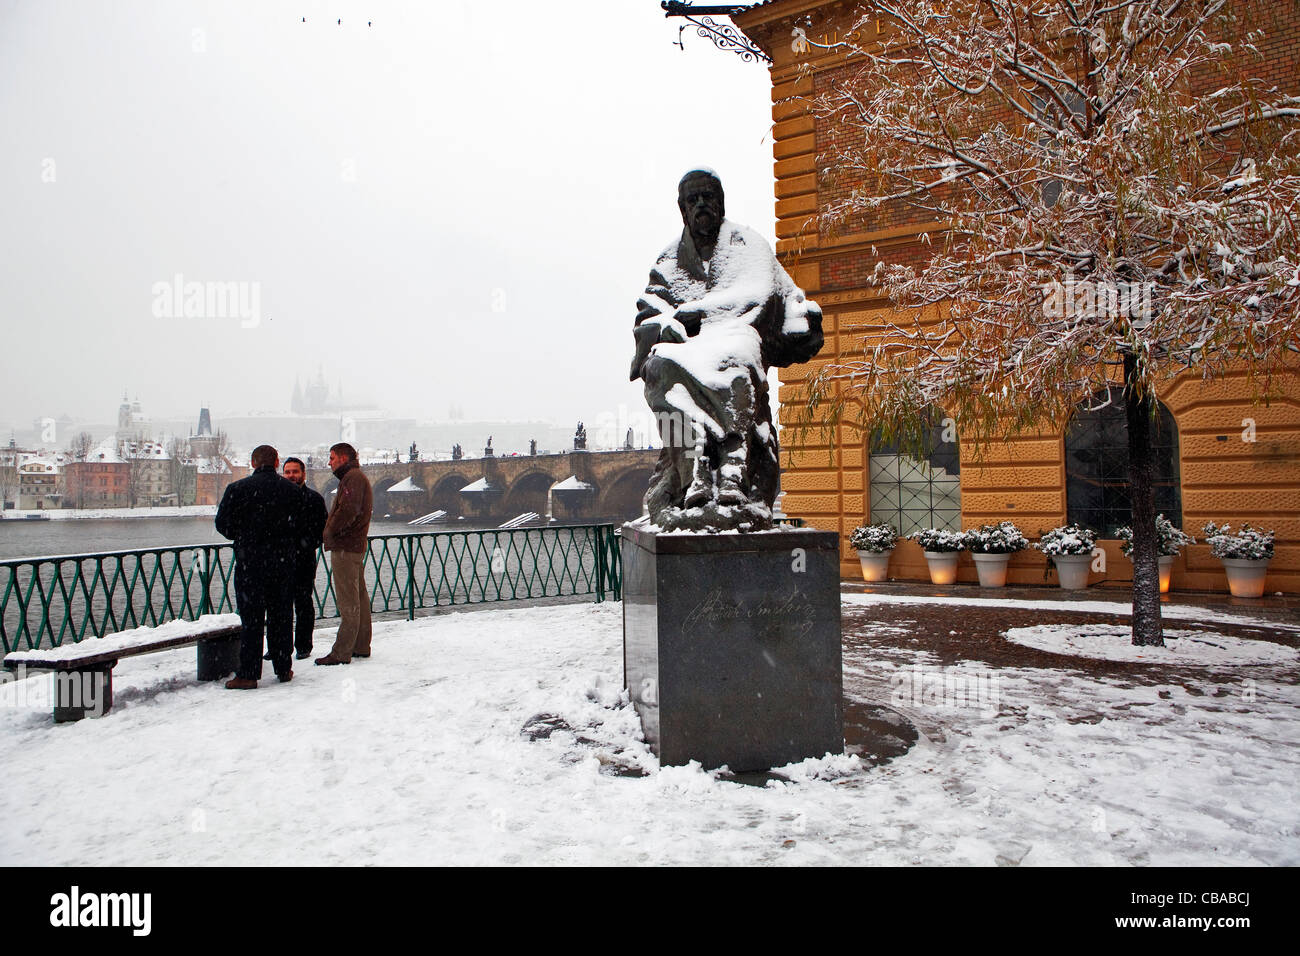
top-left (0, 524), bottom-right (623, 654)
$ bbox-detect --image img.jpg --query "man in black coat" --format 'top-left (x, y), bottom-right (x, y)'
top-left (281, 457), bottom-right (328, 660)
top-left (215, 444), bottom-right (302, 688)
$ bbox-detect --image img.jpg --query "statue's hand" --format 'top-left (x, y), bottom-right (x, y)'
top-left (656, 315), bottom-right (689, 344)
top-left (673, 307), bottom-right (705, 336)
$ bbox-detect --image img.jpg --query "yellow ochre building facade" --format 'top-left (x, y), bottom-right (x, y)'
top-left (731, 0), bottom-right (1300, 595)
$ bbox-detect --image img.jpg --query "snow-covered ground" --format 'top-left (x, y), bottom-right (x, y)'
top-left (1005, 623), bottom-right (1298, 665)
top-left (1, 594), bottom-right (1297, 865)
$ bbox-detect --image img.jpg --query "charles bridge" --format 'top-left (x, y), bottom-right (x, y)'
top-left (305, 448), bottom-right (660, 524)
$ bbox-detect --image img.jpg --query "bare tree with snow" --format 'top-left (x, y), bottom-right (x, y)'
top-left (65, 431), bottom-right (95, 508)
top-left (0, 462), bottom-right (15, 511)
top-left (167, 435), bottom-right (195, 506)
top-left (66, 431), bottom-right (94, 462)
top-left (802, 0), bottom-right (1300, 645)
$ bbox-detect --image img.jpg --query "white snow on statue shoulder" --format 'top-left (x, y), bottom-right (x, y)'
top-left (1005, 624), bottom-right (1297, 666)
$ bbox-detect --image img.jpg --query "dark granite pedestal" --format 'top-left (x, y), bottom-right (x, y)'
top-left (622, 523), bottom-right (843, 772)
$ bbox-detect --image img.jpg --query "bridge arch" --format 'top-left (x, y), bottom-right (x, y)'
top-left (373, 475), bottom-right (426, 519)
top-left (429, 473), bottom-right (472, 518)
top-left (501, 471), bottom-right (554, 520)
top-left (597, 467), bottom-right (653, 522)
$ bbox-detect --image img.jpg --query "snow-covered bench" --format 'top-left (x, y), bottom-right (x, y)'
top-left (2, 614), bottom-right (243, 722)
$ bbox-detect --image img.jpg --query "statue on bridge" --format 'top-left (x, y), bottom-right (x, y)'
top-left (451, 443), bottom-right (463, 461)
top-left (574, 422), bottom-right (587, 451)
top-left (629, 169), bottom-right (824, 532)
top-left (409, 441), bottom-right (418, 463)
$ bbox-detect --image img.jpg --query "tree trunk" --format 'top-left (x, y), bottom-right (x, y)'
top-left (1123, 351), bottom-right (1164, 647)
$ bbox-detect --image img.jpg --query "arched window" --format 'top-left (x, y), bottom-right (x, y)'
top-left (1065, 387), bottom-right (1181, 537)
top-left (869, 410), bottom-right (962, 535)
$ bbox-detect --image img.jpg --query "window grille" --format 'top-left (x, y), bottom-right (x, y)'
top-left (1065, 388), bottom-right (1182, 537)
top-left (868, 412), bottom-right (962, 535)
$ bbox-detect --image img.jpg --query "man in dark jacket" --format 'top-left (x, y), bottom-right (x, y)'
top-left (278, 457), bottom-right (328, 661)
top-left (316, 442), bottom-right (373, 665)
top-left (215, 444), bottom-right (302, 688)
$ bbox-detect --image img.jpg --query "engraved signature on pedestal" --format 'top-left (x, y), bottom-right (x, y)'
top-left (682, 586), bottom-right (817, 638)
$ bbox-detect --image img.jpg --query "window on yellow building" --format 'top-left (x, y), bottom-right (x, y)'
top-left (1065, 388), bottom-right (1182, 537)
top-left (869, 409), bottom-right (962, 535)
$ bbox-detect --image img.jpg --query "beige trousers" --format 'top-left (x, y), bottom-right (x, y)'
top-left (328, 549), bottom-right (372, 660)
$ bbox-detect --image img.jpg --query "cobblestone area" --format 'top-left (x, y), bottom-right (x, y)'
top-left (842, 581), bottom-right (1299, 683)
top-left (840, 580), bottom-right (1300, 752)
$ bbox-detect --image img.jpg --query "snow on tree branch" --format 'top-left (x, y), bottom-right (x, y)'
top-left (801, 0), bottom-right (1300, 447)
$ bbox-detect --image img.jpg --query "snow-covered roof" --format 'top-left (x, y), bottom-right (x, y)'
top-left (460, 478), bottom-right (494, 493)
top-left (552, 475), bottom-right (594, 491)
top-left (388, 477), bottom-right (423, 492)
top-left (195, 457), bottom-right (232, 475)
top-left (17, 457), bottom-right (58, 473)
top-left (120, 440), bottom-right (171, 459)
top-left (23, 451), bottom-right (71, 466)
top-left (87, 441), bottom-right (125, 464)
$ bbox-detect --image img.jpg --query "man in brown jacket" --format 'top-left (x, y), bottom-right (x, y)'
top-left (316, 442), bottom-right (374, 665)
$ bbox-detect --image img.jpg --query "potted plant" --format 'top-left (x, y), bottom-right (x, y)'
top-left (1202, 522), bottom-right (1275, 598)
top-left (1116, 514), bottom-right (1194, 594)
top-left (1034, 524), bottom-right (1097, 589)
top-left (849, 523), bottom-right (898, 582)
top-left (906, 527), bottom-right (966, 585)
top-left (962, 521), bottom-right (1029, 588)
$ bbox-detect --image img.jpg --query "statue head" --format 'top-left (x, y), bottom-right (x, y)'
top-left (678, 169), bottom-right (724, 251)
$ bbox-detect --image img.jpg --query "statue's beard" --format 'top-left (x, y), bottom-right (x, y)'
top-left (689, 212), bottom-right (720, 251)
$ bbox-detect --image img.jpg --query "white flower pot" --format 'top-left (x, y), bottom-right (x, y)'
top-left (972, 552), bottom-right (1012, 588)
top-left (1052, 553), bottom-right (1093, 589)
top-left (857, 548), bottom-right (893, 582)
top-left (923, 550), bottom-right (960, 586)
top-left (1127, 554), bottom-right (1177, 593)
top-left (1221, 557), bottom-right (1271, 598)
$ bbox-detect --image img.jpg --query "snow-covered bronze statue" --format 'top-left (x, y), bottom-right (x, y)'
top-left (630, 169), bottom-right (825, 532)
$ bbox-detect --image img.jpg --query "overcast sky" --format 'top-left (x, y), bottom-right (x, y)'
top-left (0, 0), bottom-right (781, 437)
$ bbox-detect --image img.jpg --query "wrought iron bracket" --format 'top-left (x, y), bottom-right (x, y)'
top-left (661, 2), bottom-right (771, 64)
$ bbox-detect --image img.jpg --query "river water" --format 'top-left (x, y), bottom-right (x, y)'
top-left (0, 516), bottom-right (493, 561)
